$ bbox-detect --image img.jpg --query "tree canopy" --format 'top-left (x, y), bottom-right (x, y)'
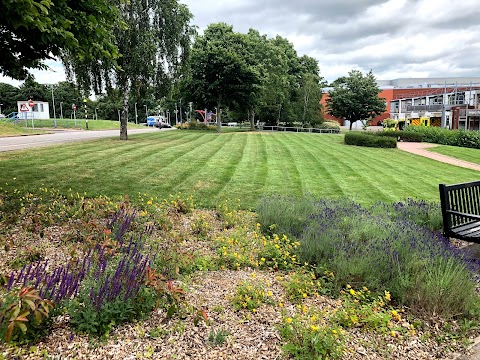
top-left (0, 0), bottom-right (119, 80)
top-left (185, 24), bottom-right (325, 129)
top-left (327, 70), bottom-right (386, 130)
top-left (63, 0), bottom-right (194, 139)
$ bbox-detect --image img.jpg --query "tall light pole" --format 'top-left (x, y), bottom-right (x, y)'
top-left (134, 102), bottom-right (138, 124)
top-left (179, 99), bottom-right (183, 124)
top-left (60, 102), bottom-right (63, 120)
top-left (144, 105), bottom-right (148, 123)
top-left (175, 103), bottom-right (178, 125)
top-left (51, 85), bottom-right (56, 127)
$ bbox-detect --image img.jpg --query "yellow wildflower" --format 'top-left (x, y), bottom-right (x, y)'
top-left (285, 317), bottom-right (293, 324)
top-left (384, 291), bottom-right (391, 301)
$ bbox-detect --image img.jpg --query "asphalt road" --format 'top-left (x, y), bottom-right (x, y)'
top-left (0, 127), bottom-right (164, 152)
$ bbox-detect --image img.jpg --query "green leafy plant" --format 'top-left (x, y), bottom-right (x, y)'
top-left (230, 280), bottom-right (273, 312)
top-left (0, 287), bottom-right (54, 343)
top-left (279, 315), bottom-right (344, 360)
top-left (208, 329), bottom-right (229, 347)
top-left (344, 131), bottom-right (397, 148)
top-left (281, 270), bottom-right (321, 302)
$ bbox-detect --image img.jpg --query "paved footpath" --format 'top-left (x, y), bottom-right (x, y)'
top-left (397, 142), bottom-right (480, 171)
top-left (0, 128), bottom-right (162, 152)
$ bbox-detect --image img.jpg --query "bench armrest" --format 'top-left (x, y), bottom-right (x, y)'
top-left (446, 210), bottom-right (480, 221)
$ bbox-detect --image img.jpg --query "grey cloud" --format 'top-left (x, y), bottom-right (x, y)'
top-left (180, 0), bottom-right (480, 81)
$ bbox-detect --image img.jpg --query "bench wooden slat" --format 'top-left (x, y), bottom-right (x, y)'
top-left (452, 221), bottom-right (480, 234)
top-left (439, 181), bottom-right (480, 244)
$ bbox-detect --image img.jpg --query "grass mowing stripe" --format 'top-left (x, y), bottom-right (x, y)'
top-left (115, 132), bottom-right (221, 192)
top-left (427, 145), bottom-right (480, 165)
top-left (306, 134), bottom-right (478, 202)
top-left (2, 131), bottom-right (479, 206)
top-left (146, 133), bottom-right (235, 195)
top-left (299, 134), bottom-right (413, 202)
top-left (83, 132), bottom-right (211, 178)
top-left (175, 133), bottom-right (248, 206)
top-left (285, 134), bottom-right (345, 196)
top-left (318, 140), bottom-right (403, 201)
top-left (263, 133), bottom-right (303, 197)
top-left (216, 133), bottom-right (269, 207)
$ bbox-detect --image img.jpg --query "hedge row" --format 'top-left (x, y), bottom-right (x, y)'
top-left (344, 132), bottom-right (397, 148)
top-left (404, 126), bottom-right (480, 149)
top-left (374, 131), bottom-right (424, 142)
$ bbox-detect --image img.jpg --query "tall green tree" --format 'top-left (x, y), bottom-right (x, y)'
top-left (64, 0), bottom-right (193, 139)
top-left (327, 70), bottom-right (386, 130)
top-left (0, 0), bottom-right (119, 80)
top-left (188, 23), bottom-right (261, 132)
top-left (0, 83), bottom-right (20, 115)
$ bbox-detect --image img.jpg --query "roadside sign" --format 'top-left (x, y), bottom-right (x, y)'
top-left (20, 103), bottom-right (30, 112)
top-left (28, 99), bottom-right (34, 107)
top-left (73, 104), bottom-right (77, 111)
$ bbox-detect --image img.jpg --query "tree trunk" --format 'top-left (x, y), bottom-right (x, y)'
top-left (216, 97), bottom-right (222, 133)
top-left (349, 119), bottom-right (354, 131)
top-left (277, 104), bottom-right (282, 125)
top-left (303, 92), bottom-right (309, 124)
top-left (250, 109), bottom-right (255, 131)
top-left (120, 81), bottom-right (131, 140)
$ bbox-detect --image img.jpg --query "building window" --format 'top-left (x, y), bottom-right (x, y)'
top-left (40, 104), bottom-right (44, 112)
top-left (33, 104), bottom-right (38, 112)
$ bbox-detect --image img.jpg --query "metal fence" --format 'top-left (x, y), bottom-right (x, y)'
top-left (258, 125), bottom-right (340, 134)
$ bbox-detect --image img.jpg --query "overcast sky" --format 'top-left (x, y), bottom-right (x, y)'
top-left (2, 0), bottom-right (480, 86)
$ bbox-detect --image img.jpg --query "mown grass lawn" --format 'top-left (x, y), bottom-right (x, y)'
top-left (427, 144), bottom-right (480, 165)
top-left (0, 131), bottom-right (478, 208)
top-left (7, 119), bottom-right (147, 132)
top-left (0, 122), bottom-right (47, 136)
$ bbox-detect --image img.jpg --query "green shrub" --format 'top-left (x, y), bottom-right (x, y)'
top-left (405, 126), bottom-right (480, 149)
top-left (257, 196), bottom-right (480, 319)
top-left (344, 132), bottom-right (397, 148)
top-left (176, 121), bottom-right (217, 131)
top-left (0, 287), bottom-right (54, 343)
top-left (317, 121), bottom-right (341, 133)
top-left (374, 131), bottom-right (424, 142)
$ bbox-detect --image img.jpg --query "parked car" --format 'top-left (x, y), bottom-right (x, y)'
top-left (154, 121), bottom-right (172, 129)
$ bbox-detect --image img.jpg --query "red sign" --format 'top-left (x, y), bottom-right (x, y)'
top-left (20, 104), bottom-right (30, 112)
top-left (73, 105), bottom-right (77, 111)
top-left (28, 99), bottom-right (34, 107)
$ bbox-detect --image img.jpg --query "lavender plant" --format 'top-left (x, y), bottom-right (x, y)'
top-left (257, 196), bottom-right (480, 319)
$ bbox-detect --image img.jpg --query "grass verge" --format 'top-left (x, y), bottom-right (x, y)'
top-left (427, 145), bottom-right (480, 165)
top-left (0, 131), bottom-right (478, 208)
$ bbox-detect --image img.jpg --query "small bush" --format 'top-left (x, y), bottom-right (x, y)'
top-left (257, 195), bottom-right (480, 319)
top-left (405, 126), bottom-right (480, 149)
top-left (317, 121), bottom-right (341, 133)
top-left (176, 121), bottom-right (217, 131)
top-left (344, 132), bottom-right (397, 148)
top-left (374, 131), bottom-right (424, 142)
top-left (230, 280), bottom-right (273, 312)
top-left (0, 287), bottom-right (54, 343)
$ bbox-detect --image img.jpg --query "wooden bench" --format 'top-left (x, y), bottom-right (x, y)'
top-left (439, 181), bottom-right (480, 243)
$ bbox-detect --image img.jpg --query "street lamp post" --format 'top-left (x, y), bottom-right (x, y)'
top-left (175, 103), bottom-right (178, 125)
top-left (179, 99), bottom-right (183, 124)
top-left (134, 102), bottom-right (138, 124)
top-left (51, 85), bottom-right (56, 127)
top-left (60, 102), bottom-right (63, 120)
